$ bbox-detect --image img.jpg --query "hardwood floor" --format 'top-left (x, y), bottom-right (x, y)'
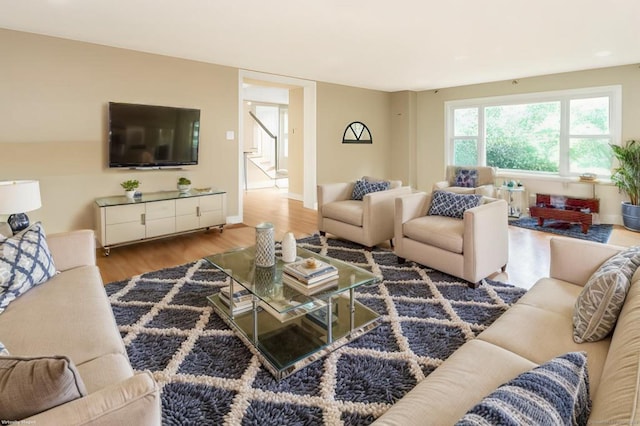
top-left (97, 188), bottom-right (640, 289)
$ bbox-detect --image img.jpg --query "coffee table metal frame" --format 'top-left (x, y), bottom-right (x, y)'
top-left (204, 245), bottom-right (381, 380)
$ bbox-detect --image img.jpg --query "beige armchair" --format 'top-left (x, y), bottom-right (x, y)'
top-left (317, 178), bottom-right (412, 248)
top-left (433, 166), bottom-right (497, 197)
top-left (394, 191), bottom-right (508, 285)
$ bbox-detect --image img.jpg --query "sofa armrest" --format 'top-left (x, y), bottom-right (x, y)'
top-left (463, 199), bottom-right (508, 283)
top-left (432, 181), bottom-right (451, 191)
top-left (317, 182), bottom-right (356, 230)
top-left (394, 192), bottom-right (430, 240)
top-left (362, 186), bottom-right (412, 244)
top-left (549, 237), bottom-right (624, 286)
top-left (25, 371), bottom-right (161, 425)
top-left (47, 230), bottom-right (97, 272)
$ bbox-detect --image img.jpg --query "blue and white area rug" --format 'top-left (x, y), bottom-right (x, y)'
top-left (510, 216), bottom-right (612, 243)
top-left (106, 235), bottom-right (527, 425)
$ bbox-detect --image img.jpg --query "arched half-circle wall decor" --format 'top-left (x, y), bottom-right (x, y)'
top-left (342, 121), bottom-right (372, 144)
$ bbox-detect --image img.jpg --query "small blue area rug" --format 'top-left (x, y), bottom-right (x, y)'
top-left (106, 236), bottom-right (527, 425)
top-left (510, 216), bottom-right (613, 243)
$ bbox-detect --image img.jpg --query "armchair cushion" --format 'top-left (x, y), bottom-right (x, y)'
top-left (454, 169), bottom-right (478, 188)
top-left (404, 215), bottom-right (464, 253)
top-left (428, 191), bottom-right (483, 219)
top-left (322, 200), bottom-right (364, 227)
top-left (351, 179), bottom-right (390, 201)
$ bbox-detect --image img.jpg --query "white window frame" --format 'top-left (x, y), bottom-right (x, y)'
top-left (445, 85), bottom-right (622, 178)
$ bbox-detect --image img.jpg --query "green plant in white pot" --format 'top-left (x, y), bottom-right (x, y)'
top-left (120, 179), bottom-right (140, 199)
top-left (177, 177), bottom-right (191, 193)
top-left (611, 139), bottom-right (640, 231)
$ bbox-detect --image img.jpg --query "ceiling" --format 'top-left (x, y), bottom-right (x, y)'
top-left (1, 0), bottom-right (639, 92)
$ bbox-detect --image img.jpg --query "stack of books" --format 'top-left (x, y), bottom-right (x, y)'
top-left (282, 257), bottom-right (339, 295)
top-left (218, 284), bottom-right (253, 314)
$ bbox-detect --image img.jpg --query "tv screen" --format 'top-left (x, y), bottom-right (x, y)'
top-left (108, 102), bottom-right (200, 168)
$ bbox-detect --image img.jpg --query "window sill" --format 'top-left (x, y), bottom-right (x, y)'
top-left (496, 171), bottom-right (612, 186)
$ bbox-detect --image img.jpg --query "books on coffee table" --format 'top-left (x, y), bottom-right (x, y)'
top-left (283, 258), bottom-right (338, 284)
top-left (219, 284), bottom-right (253, 314)
top-left (259, 299), bottom-right (323, 323)
top-left (282, 273), bottom-right (339, 295)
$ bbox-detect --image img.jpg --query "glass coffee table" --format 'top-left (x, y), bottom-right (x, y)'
top-left (205, 245), bottom-right (381, 380)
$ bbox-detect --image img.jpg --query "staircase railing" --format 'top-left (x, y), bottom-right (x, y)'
top-left (249, 111), bottom-right (279, 173)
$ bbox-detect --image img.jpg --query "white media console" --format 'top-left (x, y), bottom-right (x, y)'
top-left (95, 189), bottom-right (226, 255)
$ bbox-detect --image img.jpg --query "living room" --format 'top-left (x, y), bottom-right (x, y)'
top-left (2, 1), bottom-right (640, 424)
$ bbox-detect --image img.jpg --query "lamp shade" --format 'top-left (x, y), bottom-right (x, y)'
top-left (0, 180), bottom-right (42, 215)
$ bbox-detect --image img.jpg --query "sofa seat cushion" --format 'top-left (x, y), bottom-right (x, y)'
top-left (456, 352), bottom-right (591, 426)
top-left (372, 339), bottom-right (537, 426)
top-left (76, 353), bottom-right (134, 394)
top-left (0, 355), bottom-right (87, 420)
top-left (515, 277), bottom-right (583, 316)
top-left (403, 215), bottom-right (464, 254)
top-left (322, 200), bottom-right (363, 227)
top-left (477, 303), bottom-right (610, 394)
top-left (0, 265), bottom-right (126, 367)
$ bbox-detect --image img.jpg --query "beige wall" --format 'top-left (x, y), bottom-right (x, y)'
top-left (316, 82), bottom-right (393, 185)
top-left (0, 29), bottom-right (239, 234)
top-left (415, 64), bottom-right (640, 224)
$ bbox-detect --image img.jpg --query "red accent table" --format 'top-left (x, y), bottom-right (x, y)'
top-left (529, 194), bottom-right (599, 234)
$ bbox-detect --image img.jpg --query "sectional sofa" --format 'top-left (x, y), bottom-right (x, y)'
top-left (0, 228), bottom-right (161, 424)
top-left (374, 236), bottom-right (640, 424)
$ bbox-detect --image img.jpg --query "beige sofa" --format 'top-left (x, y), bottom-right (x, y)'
top-left (0, 230), bottom-right (161, 424)
top-left (318, 179), bottom-right (412, 248)
top-left (394, 192), bottom-right (508, 284)
top-left (375, 236), bottom-right (640, 425)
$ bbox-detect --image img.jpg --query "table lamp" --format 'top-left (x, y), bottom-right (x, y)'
top-left (0, 180), bottom-right (42, 235)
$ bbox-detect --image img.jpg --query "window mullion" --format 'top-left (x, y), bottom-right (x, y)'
top-left (478, 107), bottom-right (486, 166)
top-left (559, 98), bottom-right (570, 175)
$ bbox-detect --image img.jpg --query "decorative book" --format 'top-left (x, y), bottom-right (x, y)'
top-left (283, 274), bottom-right (339, 295)
top-left (283, 258), bottom-right (338, 284)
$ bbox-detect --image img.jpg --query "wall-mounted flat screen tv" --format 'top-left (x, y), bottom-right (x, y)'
top-left (108, 102), bottom-right (200, 168)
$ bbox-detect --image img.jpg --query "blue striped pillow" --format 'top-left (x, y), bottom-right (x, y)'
top-left (456, 352), bottom-right (590, 426)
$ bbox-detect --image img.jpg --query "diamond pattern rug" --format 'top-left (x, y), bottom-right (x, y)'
top-left (106, 235), bottom-right (527, 425)
top-left (510, 216), bottom-right (612, 243)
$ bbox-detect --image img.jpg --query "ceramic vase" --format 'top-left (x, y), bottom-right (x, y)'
top-left (281, 232), bottom-right (297, 263)
top-left (255, 222), bottom-right (275, 267)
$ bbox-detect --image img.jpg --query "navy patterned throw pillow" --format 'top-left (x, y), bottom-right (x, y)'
top-left (0, 222), bottom-right (57, 314)
top-left (351, 179), bottom-right (390, 201)
top-left (428, 191), bottom-right (483, 219)
top-left (454, 169), bottom-right (478, 188)
top-left (456, 352), bottom-right (591, 426)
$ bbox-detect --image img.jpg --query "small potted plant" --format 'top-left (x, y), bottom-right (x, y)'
top-left (177, 177), bottom-right (191, 193)
top-left (120, 179), bottom-right (140, 198)
top-left (611, 139), bottom-right (640, 231)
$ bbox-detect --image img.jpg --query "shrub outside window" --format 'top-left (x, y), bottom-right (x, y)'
top-left (446, 86), bottom-right (621, 178)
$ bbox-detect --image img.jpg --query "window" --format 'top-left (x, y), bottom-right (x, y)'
top-left (446, 86), bottom-right (621, 177)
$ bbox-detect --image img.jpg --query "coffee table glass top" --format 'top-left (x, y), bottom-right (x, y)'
top-left (203, 245), bottom-right (382, 379)
top-left (204, 245), bottom-right (379, 314)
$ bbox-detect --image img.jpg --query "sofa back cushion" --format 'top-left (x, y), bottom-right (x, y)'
top-left (589, 267), bottom-right (640, 423)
